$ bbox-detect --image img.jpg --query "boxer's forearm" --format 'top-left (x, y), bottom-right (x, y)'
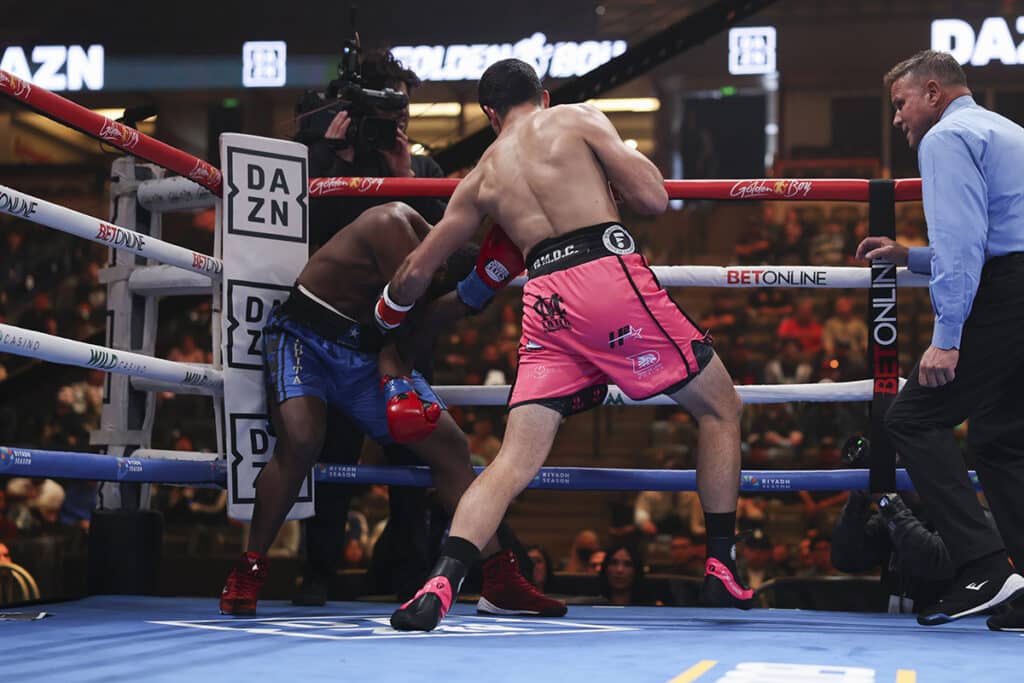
top-left (389, 253), bottom-right (436, 307)
top-left (378, 342), bottom-right (413, 378)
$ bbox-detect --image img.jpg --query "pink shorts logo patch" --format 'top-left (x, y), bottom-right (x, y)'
top-left (608, 324), bottom-right (643, 348)
top-left (602, 225), bottom-right (635, 255)
top-left (531, 294), bottom-right (571, 332)
top-left (628, 350), bottom-right (662, 379)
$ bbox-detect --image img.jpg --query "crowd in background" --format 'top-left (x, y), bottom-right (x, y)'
top-left (1, 179), bottom-right (947, 609)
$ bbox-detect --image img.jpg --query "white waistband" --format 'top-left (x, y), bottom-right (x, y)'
top-left (297, 284), bottom-right (359, 324)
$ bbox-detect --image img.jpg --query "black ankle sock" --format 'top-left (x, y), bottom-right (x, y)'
top-left (707, 536), bottom-right (737, 569)
top-left (704, 511), bottom-right (739, 572)
top-left (496, 522), bottom-right (518, 550)
top-left (704, 511), bottom-right (737, 539)
top-left (441, 536), bottom-right (480, 568)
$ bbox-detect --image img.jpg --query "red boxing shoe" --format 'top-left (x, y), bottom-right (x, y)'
top-left (700, 557), bottom-right (755, 610)
top-left (220, 551), bottom-right (269, 616)
top-left (477, 549), bottom-right (567, 617)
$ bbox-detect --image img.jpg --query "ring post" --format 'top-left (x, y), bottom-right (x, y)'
top-left (867, 179), bottom-right (899, 492)
top-left (219, 134), bottom-right (313, 521)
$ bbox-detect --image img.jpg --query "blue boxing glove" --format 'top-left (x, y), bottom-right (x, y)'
top-left (456, 224), bottom-right (525, 310)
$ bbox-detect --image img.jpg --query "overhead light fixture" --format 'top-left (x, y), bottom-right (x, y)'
top-left (92, 108), bottom-right (124, 120)
top-left (91, 108), bottom-right (157, 123)
top-left (586, 97), bottom-right (661, 112)
top-left (405, 98), bottom-right (660, 119)
top-left (624, 139), bottom-right (639, 149)
top-left (409, 102), bottom-right (462, 117)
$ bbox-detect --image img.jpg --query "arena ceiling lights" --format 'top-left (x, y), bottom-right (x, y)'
top-left (409, 98), bottom-right (659, 119)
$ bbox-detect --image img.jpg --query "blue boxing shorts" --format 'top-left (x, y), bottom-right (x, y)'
top-left (262, 286), bottom-right (444, 445)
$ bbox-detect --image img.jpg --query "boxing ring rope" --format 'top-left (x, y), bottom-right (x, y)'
top-left (0, 323), bottom-right (222, 393)
top-left (135, 176), bottom-right (217, 212)
top-left (511, 265), bottom-right (929, 289)
top-left (437, 379), bottom-right (905, 406)
top-left (0, 69), bottom-right (222, 194)
top-left (2, 66), bottom-right (929, 208)
top-left (308, 176), bottom-right (925, 203)
top-left (0, 259), bottom-right (912, 400)
top-left (0, 184), bottom-right (223, 279)
top-left (1, 68), bottom-right (924, 205)
top-left (0, 444), bottom-right (980, 493)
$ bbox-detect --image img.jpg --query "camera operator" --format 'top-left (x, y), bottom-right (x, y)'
top-left (830, 436), bottom-right (992, 614)
top-left (303, 49), bottom-right (447, 247)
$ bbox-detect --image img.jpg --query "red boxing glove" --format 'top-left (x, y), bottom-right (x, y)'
top-left (374, 283), bottom-right (413, 331)
top-left (456, 224), bottom-right (525, 309)
top-left (382, 375), bottom-right (442, 443)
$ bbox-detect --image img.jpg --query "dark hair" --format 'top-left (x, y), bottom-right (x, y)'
top-left (478, 58), bottom-right (543, 117)
top-left (883, 50), bottom-right (968, 91)
top-left (526, 544), bottom-right (554, 588)
top-left (598, 543), bottom-right (649, 604)
top-left (362, 50), bottom-right (421, 92)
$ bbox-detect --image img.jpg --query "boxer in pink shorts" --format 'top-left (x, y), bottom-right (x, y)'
top-left (380, 59), bottom-right (754, 631)
top-left (511, 221), bottom-right (713, 413)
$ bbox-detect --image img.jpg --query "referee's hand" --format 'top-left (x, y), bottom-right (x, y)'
top-left (856, 236), bottom-right (909, 265)
top-left (919, 345), bottom-right (958, 387)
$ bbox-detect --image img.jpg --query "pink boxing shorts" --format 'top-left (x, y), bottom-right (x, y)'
top-left (508, 222), bottom-right (714, 416)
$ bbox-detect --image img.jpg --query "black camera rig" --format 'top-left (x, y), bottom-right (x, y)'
top-left (295, 36), bottom-right (409, 153)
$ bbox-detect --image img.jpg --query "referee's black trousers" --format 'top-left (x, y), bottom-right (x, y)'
top-left (885, 253), bottom-right (1024, 571)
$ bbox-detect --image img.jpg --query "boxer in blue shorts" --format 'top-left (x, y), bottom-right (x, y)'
top-left (219, 202), bottom-right (565, 619)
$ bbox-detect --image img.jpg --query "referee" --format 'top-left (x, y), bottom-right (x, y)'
top-left (856, 50), bottom-right (1024, 630)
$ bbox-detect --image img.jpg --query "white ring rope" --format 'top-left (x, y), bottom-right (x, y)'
top-left (510, 265), bottom-right (928, 288)
top-left (3, 176), bottom-right (915, 407)
top-left (0, 316), bottom-right (899, 404)
top-left (435, 379), bottom-right (905, 407)
top-left (127, 265), bottom-right (214, 297)
top-left (0, 322), bottom-right (223, 393)
top-left (131, 448), bottom-right (220, 462)
top-left (135, 176), bottom-right (217, 212)
top-left (0, 184), bottom-right (223, 279)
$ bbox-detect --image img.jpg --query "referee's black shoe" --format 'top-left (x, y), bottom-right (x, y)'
top-left (987, 595), bottom-right (1024, 632)
top-left (292, 573), bottom-right (329, 607)
top-left (918, 562), bottom-right (1024, 626)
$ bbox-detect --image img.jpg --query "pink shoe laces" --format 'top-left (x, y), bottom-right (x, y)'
top-left (400, 576), bottom-right (455, 617)
top-left (705, 557), bottom-right (754, 600)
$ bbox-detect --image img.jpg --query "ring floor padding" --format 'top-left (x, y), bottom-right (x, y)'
top-left (3, 596), bottom-right (1020, 682)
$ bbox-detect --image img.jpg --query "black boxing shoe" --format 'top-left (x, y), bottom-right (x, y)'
top-left (390, 555), bottom-right (468, 632)
top-left (918, 564), bottom-right (1024, 626)
top-left (292, 573), bottom-right (329, 607)
top-left (987, 595), bottom-right (1024, 632)
top-left (700, 557), bottom-right (756, 610)
top-left (390, 575), bottom-right (455, 631)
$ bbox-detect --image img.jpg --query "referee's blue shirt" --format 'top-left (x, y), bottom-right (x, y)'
top-left (906, 95), bottom-right (1024, 349)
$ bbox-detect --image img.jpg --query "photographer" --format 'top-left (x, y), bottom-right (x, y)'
top-left (830, 437), bottom-right (971, 614)
top-left (303, 49), bottom-right (447, 247)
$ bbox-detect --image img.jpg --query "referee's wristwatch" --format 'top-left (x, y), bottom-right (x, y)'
top-left (878, 493), bottom-right (898, 509)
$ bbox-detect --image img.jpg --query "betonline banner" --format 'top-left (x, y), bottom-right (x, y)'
top-left (391, 33), bottom-right (627, 81)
